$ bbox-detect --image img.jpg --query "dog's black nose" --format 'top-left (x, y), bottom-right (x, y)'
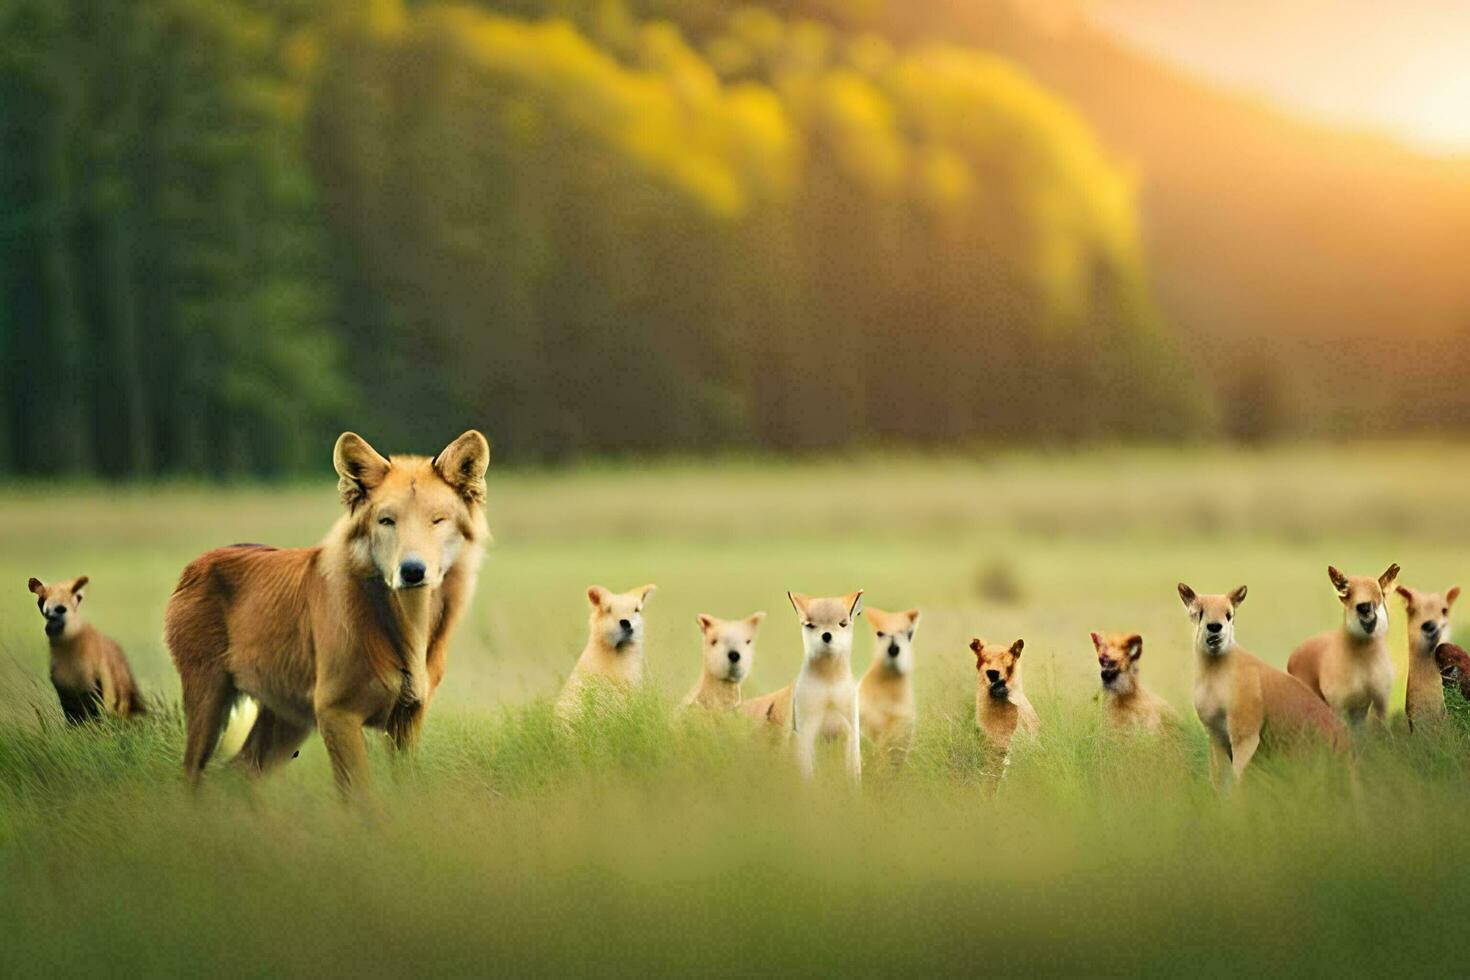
top-left (49, 607), bottom-right (66, 618)
top-left (399, 559), bottom-right (426, 585)
top-left (619, 619), bottom-right (631, 631)
top-left (888, 642), bottom-right (900, 657)
top-left (985, 669), bottom-right (1001, 683)
top-left (1423, 621), bottom-right (1440, 634)
top-left (1356, 602), bottom-right (1373, 617)
top-left (728, 650), bottom-right (740, 663)
top-left (1206, 622), bottom-right (1222, 634)
top-left (821, 631), bottom-right (832, 644)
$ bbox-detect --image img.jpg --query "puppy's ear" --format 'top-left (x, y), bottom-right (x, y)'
top-left (844, 589), bottom-right (864, 620)
top-left (1125, 634), bottom-right (1143, 661)
top-left (969, 638), bottom-right (984, 662)
top-left (635, 584), bottom-right (657, 610)
top-left (27, 577), bottom-right (44, 596)
top-left (1009, 638), bottom-right (1024, 658)
top-left (1177, 583), bottom-right (1198, 610)
top-left (1379, 563), bottom-right (1401, 592)
top-left (587, 585), bottom-right (609, 609)
top-left (1089, 631), bottom-right (1104, 650)
top-left (71, 576), bottom-right (89, 596)
top-left (696, 613), bottom-right (716, 633)
top-left (788, 592), bottom-right (812, 619)
top-left (1328, 566), bottom-right (1349, 595)
top-left (1395, 585), bottom-right (1414, 607)
top-left (1229, 585), bottom-right (1248, 608)
top-left (1449, 587), bottom-right (1462, 607)
top-left (433, 430), bottom-right (491, 506)
top-left (334, 432), bottom-right (390, 511)
top-left (905, 608), bottom-right (920, 628)
top-left (746, 611), bottom-right (767, 628)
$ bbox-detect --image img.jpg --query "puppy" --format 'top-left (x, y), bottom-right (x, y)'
top-left (28, 576), bottom-right (146, 722)
top-left (971, 638), bottom-right (1039, 756)
top-left (1180, 584), bottom-right (1347, 791)
top-left (682, 611), bottom-right (764, 710)
top-left (1396, 584), bottom-right (1459, 731)
top-left (1287, 564), bottom-right (1399, 728)
top-left (1090, 632), bottom-right (1178, 733)
top-left (777, 590), bottom-right (864, 781)
top-left (858, 607), bottom-right (919, 762)
top-left (1434, 643), bottom-right (1470, 703)
top-left (556, 583), bottom-right (656, 718)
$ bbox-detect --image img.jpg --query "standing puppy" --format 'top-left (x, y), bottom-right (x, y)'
top-left (1090, 632), bottom-right (1178, 733)
top-left (28, 576), bottom-right (146, 722)
top-left (786, 590), bottom-right (864, 782)
top-left (972, 638), bottom-right (1039, 755)
top-left (858, 607), bottom-right (920, 762)
top-left (558, 584), bottom-right (657, 718)
top-left (683, 611), bottom-right (764, 710)
top-left (1180, 584), bottom-right (1347, 792)
top-left (1287, 564), bottom-right (1399, 728)
top-left (1397, 584), bottom-right (1459, 732)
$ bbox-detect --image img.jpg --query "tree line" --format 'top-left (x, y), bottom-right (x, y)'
top-left (0, 0), bottom-right (1209, 477)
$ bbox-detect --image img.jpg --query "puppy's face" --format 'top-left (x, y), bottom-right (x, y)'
top-left (696, 611), bottom-right (764, 683)
top-left (1178, 583), bottom-right (1247, 655)
top-left (867, 607), bottom-right (919, 676)
top-left (971, 638), bottom-right (1023, 700)
top-left (587, 584), bottom-right (656, 651)
top-left (1396, 584), bottom-right (1458, 653)
top-left (789, 590), bottom-right (863, 661)
top-left (1091, 631), bottom-right (1142, 695)
top-left (1329, 564), bottom-right (1398, 640)
top-left (28, 576), bottom-right (87, 640)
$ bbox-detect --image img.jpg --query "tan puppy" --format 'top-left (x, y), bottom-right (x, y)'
top-left (1287, 564), bottom-right (1399, 728)
top-left (28, 576), bottom-right (146, 722)
top-left (783, 590), bottom-right (864, 782)
top-left (557, 584), bottom-right (657, 718)
top-left (972, 638), bottom-right (1039, 755)
top-left (1396, 584), bottom-right (1459, 732)
top-left (858, 607), bottom-right (920, 762)
top-left (682, 611), bottom-right (764, 710)
top-left (1179, 583), bottom-right (1347, 791)
top-left (1090, 631), bottom-right (1178, 733)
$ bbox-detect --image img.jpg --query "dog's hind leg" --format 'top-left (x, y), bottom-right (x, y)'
top-left (234, 706), bottom-right (311, 777)
top-left (181, 668), bottom-right (237, 787)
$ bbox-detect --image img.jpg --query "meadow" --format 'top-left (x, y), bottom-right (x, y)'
top-left (2, 445), bottom-right (1469, 975)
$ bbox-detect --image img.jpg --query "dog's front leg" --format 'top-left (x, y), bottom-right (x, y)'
top-left (843, 705), bottom-right (862, 784)
top-left (1228, 731), bottom-right (1259, 787)
top-left (793, 711), bottom-right (818, 782)
top-left (317, 704), bottom-right (373, 800)
top-left (1207, 738), bottom-right (1231, 794)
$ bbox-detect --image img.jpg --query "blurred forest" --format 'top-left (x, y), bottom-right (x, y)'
top-left (2, 0), bottom-right (1467, 476)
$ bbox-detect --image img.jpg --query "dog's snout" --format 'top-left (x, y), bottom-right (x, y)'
top-left (888, 641), bottom-right (900, 657)
top-left (1423, 621), bottom-right (1440, 635)
top-left (48, 606), bottom-right (66, 618)
top-left (619, 618), bottom-right (632, 631)
top-left (985, 669), bottom-right (1001, 683)
top-left (399, 558), bottom-right (426, 585)
top-left (1206, 622), bottom-right (1223, 634)
top-left (821, 631), bottom-right (832, 644)
top-left (727, 649), bottom-right (740, 663)
top-left (1356, 602), bottom-right (1373, 617)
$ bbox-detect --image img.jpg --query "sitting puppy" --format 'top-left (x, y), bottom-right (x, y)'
top-left (28, 576), bottom-right (146, 722)
top-left (858, 607), bottom-right (920, 764)
top-left (556, 583), bottom-right (656, 718)
top-left (1397, 585), bottom-right (1459, 731)
top-left (682, 611), bottom-right (764, 710)
top-left (1090, 631), bottom-right (1178, 733)
top-left (972, 638), bottom-right (1039, 756)
top-left (1435, 643), bottom-right (1470, 702)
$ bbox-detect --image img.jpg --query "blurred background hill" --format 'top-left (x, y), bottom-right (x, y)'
top-left (2, 0), bottom-right (1467, 476)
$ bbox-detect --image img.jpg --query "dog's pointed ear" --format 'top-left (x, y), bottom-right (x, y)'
top-left (1009, 638), bottom-right (1024, 658)
top-left (1449, 587), bottom-right (1462, 607)
top-left (788, 592), bottom-right (812, 619)
top-left (334, 432), bottom-right (391, 511)
top-left (634, 584), bottom-right (656, 611)
top-left (844, 589), bottom-right (864, 620)
top-left (905, 608), bottom-right (920, 633)
top-left (696, 613), bottom-right (717, 634)
top-left (1089, 631), bottom-right (1104, 650)
top-left (1379, 563), bottom-right (1401, 592)
top-left (27, 577), bottom-right (44, 596)
top-left (969, 638), bottom-right (985, 663)
top-left (747, 611), bottom-right (766, 628)
top-left (1229, 585), bottom-right (1248, 608)
top-left (1125, 634), bottom-right (1143, 661)
top-left (71, 576), bottom-right (89, 598)
top-left (434, 430), bottom-right (490, 506)
top-left (1328, 566), bottom-right (1350, 595)
top-left (587, 585), bottom-right (609, 610)
top-left (1395, 585), bottom-right (1414, 606)
top-left (1177, 583), bottom-right (1197, 610)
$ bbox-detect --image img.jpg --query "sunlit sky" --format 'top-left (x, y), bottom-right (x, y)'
top-left (1088, 0), bottom-right (1470, 155)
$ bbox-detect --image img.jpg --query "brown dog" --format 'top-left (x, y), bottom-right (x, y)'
top-left (1397, 585), bottom-right (1459, 731)
top-left (972, 638), bottom-right (1039, 756)
top-left (1287, 564), bottom-right (1399, 728)
top-left (1435, 643), bottom-right (1470, 702)
top-left (165, 430), bottom-right (490, 795)
top-left (1090, 632), bottom-right (1178, 733)
top-left (28, 576), bottom-right (146, 722)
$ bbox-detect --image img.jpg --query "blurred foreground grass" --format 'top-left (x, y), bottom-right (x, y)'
top-left (2, 446), bottom-right (1468, 973)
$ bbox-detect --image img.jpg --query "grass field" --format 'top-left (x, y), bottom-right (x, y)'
top-left (3, 445), bottom-right (1470, 975)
